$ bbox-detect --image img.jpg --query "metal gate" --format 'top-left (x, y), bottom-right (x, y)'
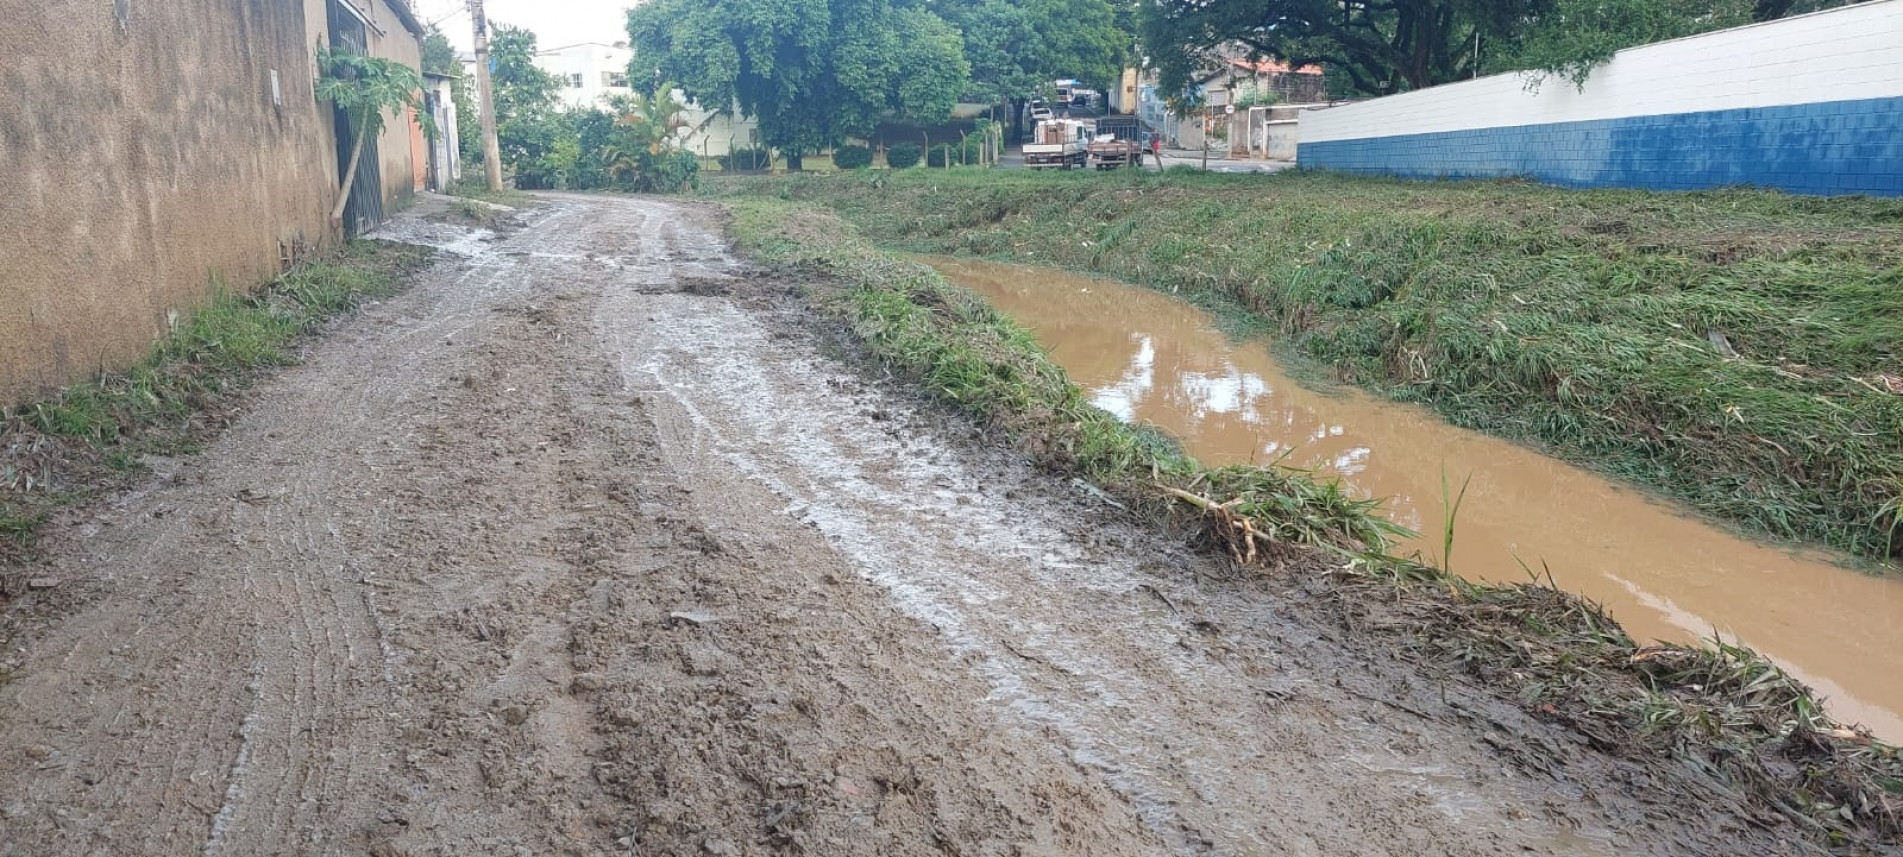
top-left (329, 1), bottom-right (384, 236)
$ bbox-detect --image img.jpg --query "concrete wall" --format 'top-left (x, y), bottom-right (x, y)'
top-left (1109, 68), bottom-right (1140, 115)
top-left (1265, 120), bottom-right (1299, 160)
top-left (363, 3), bottom-right (424, 210)
top-left (681, 108), bottom-right (761, 160)
top-left (425, 75), bottom-right (464, 191)
top-left (0, 0), bottom-right (424, 404)
top-left (1300, 0), bottom-right (1903, 196)
top-left (1234, 105), bottom-right (1311, 160)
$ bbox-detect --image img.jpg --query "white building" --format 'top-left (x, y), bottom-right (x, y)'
top-left (422, 72), bottom-right (462, 191)
top-left (493, 39), bottom-right (760, 162)
top-left (534, 42), bottom-right (633, 111)
top-left (673, 97), bottom-right (761, 161)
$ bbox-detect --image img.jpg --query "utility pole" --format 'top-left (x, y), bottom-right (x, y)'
top-left (469, 0), bottom-right (504, 191)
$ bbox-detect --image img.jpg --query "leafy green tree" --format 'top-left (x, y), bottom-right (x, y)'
top-left (455, 79), bottom-right (483, 168)
top-left (627, 0), bottom-right (970, 170)
top-left (422, 26), bottom-right (459, 75)
top-left (1140, 0), bottom-right (1856, 100)
top-left (594, 84), bottom-right (699, 191)
top-left (1139, 0), bottom-right (1543, 98)
top-left (1485, 0), bottom-right (1856, 88)
top-left (486, 25), bottom-right (565, 184)
top-left (572, 108), bottom-right (621, 188)
top-left (933, 0), bottom-right (1130, 102)
top-left (419, 26), bottom-right (485, 169)
top-left (315, 47), bottom-right (430, 224)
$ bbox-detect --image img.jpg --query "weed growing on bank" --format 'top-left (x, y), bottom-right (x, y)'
top-left (730, 198), bottom-right (1405, 555)
top-left (724, 197), bottom-right (1903, 851)
top-left (709, 169), bottom-right (1903, 564)
top-left (446, 177), bottom-right (536, 208)
top-left (0, 240), bottom-right (432, 565)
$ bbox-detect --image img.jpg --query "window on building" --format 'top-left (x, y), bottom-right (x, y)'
top-left (603, 71), bottom-right (629, 89)
top-left (568, 73), bottom-right (584, 89)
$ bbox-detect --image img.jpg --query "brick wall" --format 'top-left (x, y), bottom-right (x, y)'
top-left (1298, 0), bottom-right (1903, 196)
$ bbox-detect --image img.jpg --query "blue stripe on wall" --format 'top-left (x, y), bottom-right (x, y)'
top-left (1298, 96), bottom-right (1903, 197)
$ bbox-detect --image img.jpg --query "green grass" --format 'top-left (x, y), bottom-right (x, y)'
top-left (729, 197), bottom-right (1404, 555)
top-left (446, 177), bottom-right (535, 208)
top-left (707, 168), bottom-right (1903, 564)
top-left (0, 240), bottom-right (431, 561)
top-left (724, 196), bottom-right (1903, 851)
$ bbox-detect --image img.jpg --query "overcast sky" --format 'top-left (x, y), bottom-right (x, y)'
top-left (412, 0), bottom-right (636, 53)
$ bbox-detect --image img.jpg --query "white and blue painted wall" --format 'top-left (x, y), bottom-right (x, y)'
top-left (1298, 0), bottom-right (1903, 196)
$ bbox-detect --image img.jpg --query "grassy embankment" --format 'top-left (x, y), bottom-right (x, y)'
top-left (724, 196), bottom-right (1903, 850)
top-left (715, 169), bottom-right (1903, 564)
top-left (0, 240), bottom-right (432, 565)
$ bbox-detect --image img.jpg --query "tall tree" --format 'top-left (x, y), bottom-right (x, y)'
top-left (420, 26), bottom-right (484, 170)
top-left (931, 0), bottom-right (1131, 102)
top-left (1139, 0), bottom-right (1549, 98)
top-left (627, 0), bottom-right (970, 170)
top-left (1140, 0), bottom-right (1859, 100)
top-left (1485, 0), bottom-right (1858, 88)
top-left (421, 26), bottom-right (459, 75)
top-left (485, 25), bottom-right (565, 182)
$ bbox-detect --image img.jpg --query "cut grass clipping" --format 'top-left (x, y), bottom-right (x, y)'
top-left (0, 240), bottom-right (431, 566)
top-left (708, 169), bottom-right (1903, 564)
top-left (726, 197), bottom-right (1903, 852)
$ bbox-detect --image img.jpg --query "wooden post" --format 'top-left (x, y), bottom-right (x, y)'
top-left (1201, 110), bottom-right (1210, 171)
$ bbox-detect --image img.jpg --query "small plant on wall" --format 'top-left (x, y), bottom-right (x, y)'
top-left (315, 46), bottom-right (431, 227)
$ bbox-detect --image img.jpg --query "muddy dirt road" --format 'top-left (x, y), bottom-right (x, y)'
top-left (0, 196), bottom-right (1826, 856)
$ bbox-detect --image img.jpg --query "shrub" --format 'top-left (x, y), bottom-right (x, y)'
top-left (648, 150), bottom-right (700, 193)
top-left (925, 138), bottom-right (987, 168)
top-left (926, 144), bottom-right (956, 168)
top-left (832, 144), bottom-right (873, 170)
top-left (884, 142), bottom-right (921, 170)
top-left (718, 146), bottom-right (772, 171)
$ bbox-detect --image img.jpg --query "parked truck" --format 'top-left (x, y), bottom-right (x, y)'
top-left (1087, 114), bottom-right (1145, 170)
top-left (1024, 118), bottom-right (1091, 169)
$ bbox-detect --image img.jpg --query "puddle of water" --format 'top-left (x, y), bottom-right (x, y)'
top-left (926, 255), bottom-right (1903, 742)
top-left (366, 216), bottom-right (502, 258)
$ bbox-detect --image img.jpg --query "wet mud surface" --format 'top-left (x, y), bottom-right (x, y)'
top-left (0, 196), bottom-right (1836, 856)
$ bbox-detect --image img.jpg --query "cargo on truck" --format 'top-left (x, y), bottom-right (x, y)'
top-left (1087, 114), bottom-right (1145, 170)
top-left (1024, 118), bottom-right (1091, 170)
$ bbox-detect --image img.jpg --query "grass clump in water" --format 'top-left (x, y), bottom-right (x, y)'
top-left (707, 169), bottom-right (1903, 564)
top-left (0, 240), bottom-right (432, 564)
top-left (725, 197), bottom-right (1903, 852)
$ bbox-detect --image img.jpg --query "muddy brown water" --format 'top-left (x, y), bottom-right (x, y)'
top-left (926, 254), bottom-right (1903, 742)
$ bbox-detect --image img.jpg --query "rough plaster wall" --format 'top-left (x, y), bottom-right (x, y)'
top-left (0, 0), bottom-right (334, 404)
top-left (367, 4), bottom-right (423, 210)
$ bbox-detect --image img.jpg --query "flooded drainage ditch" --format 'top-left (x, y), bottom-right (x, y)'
top-left (925, 254), bottom-right (1903, 742)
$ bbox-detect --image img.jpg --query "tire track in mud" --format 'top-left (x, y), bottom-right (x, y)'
top-left (0, 194), bottom-right (1824, 857)
top-left (588, 198), bottom-right (1819, 857)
